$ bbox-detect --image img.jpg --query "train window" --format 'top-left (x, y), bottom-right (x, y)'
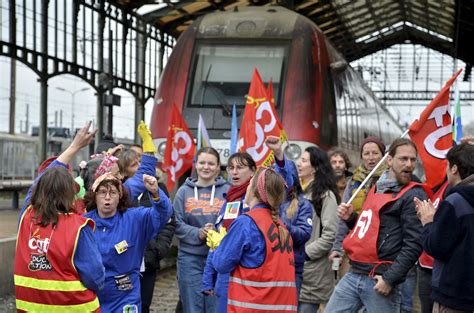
top-left (188, 43), bottom-right (286, 108)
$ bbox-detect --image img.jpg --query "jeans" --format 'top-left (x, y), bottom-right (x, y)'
top-left (400, 266), bottom-right (417, 312)
top-left (177, 250), bottom-right (216, 313)
top-left (298, 302), bottom-right (320, 313)
top-left (325, 271), bottom-right (401, 313)
top-left (417, 267), bottom-right (433, 313)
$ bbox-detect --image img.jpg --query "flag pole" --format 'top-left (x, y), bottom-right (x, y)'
top-left (346, 129), bottom-right (409, 205)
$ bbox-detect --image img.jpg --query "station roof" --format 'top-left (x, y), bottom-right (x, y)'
top-left (114, 0), bottom-right (473, 65)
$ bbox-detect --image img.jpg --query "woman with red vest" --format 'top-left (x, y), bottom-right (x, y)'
top-left (212, 167), bottom-right (298, 312)
top-left (14, 122), bottom-right (105, 312)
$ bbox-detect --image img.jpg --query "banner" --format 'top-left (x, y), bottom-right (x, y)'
top-left (163, 103), bottom-right (196, 191)
top-left (408, 69), bottom-right (462, 189)
top-left (239, 68), bottom-right (287, 167)
top-left (452, 82), bottom-right (463, 144)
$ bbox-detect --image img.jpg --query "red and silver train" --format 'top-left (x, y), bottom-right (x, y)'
top-left (150, 6), bottom-right (402, 164)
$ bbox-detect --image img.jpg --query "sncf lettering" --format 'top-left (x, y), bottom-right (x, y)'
top-left (351, 209), bottom-right (372, 239)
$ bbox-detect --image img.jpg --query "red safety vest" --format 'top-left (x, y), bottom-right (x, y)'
top-left (228, 208), bottom-right (297, 312)
top-left (14, 206), bottom-right (100, 312)
top-left (418, 181), bottom-right (449, 269)
top-left (343, 182), bottom-right (426, 273)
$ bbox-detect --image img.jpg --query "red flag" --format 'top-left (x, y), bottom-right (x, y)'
top-left (239, 68), bottom-right (287, 167)
top-left (163, 103), bottom-right (196, 191)
top-left (408, 69), bottom-right (462, 188)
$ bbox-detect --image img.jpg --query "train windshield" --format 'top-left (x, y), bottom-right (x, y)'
top-left (188, 43), bottom-right (286, 108)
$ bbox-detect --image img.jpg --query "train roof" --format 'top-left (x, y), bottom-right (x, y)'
top-left (115, 0), bottom-right (473, 65)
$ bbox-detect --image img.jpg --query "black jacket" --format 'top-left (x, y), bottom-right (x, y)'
top-left (346, 183), bottom-right (428, 286)
top-left (422, 175), bottom-right (474, 310)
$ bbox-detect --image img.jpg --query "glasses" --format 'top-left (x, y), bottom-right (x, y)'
top-left (96, 190), bottom-right (120, 198)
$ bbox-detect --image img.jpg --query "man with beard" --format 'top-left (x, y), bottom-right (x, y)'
top-left (328, 148), bottom-right (353, 199)
top-left (324, 138), bottom-right (429, 313)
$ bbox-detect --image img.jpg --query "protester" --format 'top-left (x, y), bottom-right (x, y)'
top-left (202, 152), bottom-right (256, 312)
top-left (174, 147), bottom-right (229, 313)
top-left (329, 137), bottom-right (387, 277)
top-left (325, 138), bottom-right (429, 313)
top-left (328, 148), bottom-right (353, 199)
top-left (212, 167), bottom-right (298, 312)
top-left (296, 146), bottom-right (340, 312)
top-left (83, 171), bottom-right (172, 312)
top-left (415, 143), bottom-right (474, 312)
top-left (265, 136), bottom-right (313, 295)
top-left (117, 143), bottom-right (177, 313)
top-left (14, 122), bottom-right (105, 312)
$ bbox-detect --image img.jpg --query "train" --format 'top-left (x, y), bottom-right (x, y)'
top-left (149, 6), bottom-right (402, 166)
top-left (0, 128), bottom-right (133, 194)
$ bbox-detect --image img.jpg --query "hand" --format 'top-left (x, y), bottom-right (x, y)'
top-left (206, 227), bottom-right (227, 249)
top-left (414, 197), bottom-right (436, 226)
top-left (70, 121), bottom-right (98, 151)
top-left (203, 290), bottom-right (215, 296)
top-left (143, 174), bottom-right (159, 197)
top-left (108, 144), bottom-right (125, 156)
top-left (329, 251), bottom-right (342, 262)
top-left (373, 275), bottom-right (392, 296)
top-left (265, 136), bottom-right (284, 161)
top-left (137, 121), bottom-right (156, 153)
top-left (199, 228), bottom-right (209, 241)
top-left (337, 203), bottom-right (354, 221)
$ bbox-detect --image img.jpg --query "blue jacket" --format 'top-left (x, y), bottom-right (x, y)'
top-left (20, 160), bottom-right (105, 293)
top-left (422, 177), bottom-right (474, 311)
top-left (274, 157), bottom-right (313, 274)
top-left (84, 187), bottom-right (172, 312)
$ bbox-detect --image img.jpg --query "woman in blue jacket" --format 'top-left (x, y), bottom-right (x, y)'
top-left (202, 152), bottom-right (257, 312)
top-left (84, 172), bottom-right (172, 312)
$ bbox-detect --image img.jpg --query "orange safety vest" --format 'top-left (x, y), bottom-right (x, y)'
top-left (343, 182), bottom-right (427, 272)
top-left (418, 181), bottom-right (449, 269)
top-left (14, 206), bottom-right (100, 312)
top-left (228, 207), bottom-right (297, 312)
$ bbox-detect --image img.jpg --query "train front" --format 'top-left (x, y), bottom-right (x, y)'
top-left (150, 6), bottom-right (338, 166)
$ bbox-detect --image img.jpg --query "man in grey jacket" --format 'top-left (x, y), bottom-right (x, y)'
top-left (325, 138), bottom-right (429, 313)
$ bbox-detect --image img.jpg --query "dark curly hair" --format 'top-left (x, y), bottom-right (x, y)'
top-left (84, 179), bottom-right (130, 214)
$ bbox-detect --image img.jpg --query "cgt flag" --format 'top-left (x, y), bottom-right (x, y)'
top-left (163, 103), bottom-right (196, 191)
top-left (408, 69), bottom-right (462, 189)
top-left (239, 68), bottom-right (287, 167)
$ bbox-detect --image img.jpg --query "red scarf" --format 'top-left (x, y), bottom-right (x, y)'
top-left (226, 179), bottom-right (251, 202)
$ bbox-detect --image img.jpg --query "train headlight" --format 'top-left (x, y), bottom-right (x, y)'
top-left (158, 142), bottom-right (167, 156)
top-left (284, 144), bottom-right (302, 161)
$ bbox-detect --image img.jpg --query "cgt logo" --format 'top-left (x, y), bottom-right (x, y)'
top-left (29, 237), bottom-right (50, 254)
top-left (169, 130), bottom-right (193, 182)
top-left (350, 209), bottom-right (372, 239)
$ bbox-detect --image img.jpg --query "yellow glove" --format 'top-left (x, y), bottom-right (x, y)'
top-left (137, 120), bottom-right (156, 153)
top-left (206, 227), bottom-right (227, 250)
